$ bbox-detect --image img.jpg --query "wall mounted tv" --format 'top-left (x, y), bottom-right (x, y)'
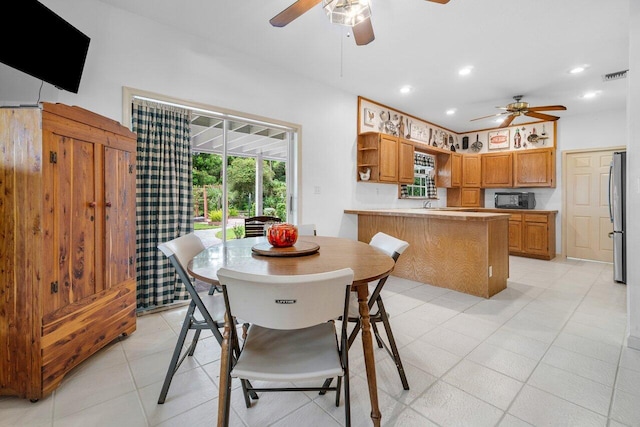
top-left (1, 1), bottom-right (90, 94)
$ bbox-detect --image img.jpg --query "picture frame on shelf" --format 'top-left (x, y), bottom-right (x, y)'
top-left (363, 108), bottom-right (375, 127)
top-left (488, 129), bottom-right (510, 150)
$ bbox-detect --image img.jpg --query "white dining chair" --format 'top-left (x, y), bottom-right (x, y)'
top-left (216, 267), bottom-right (354, 426)
top-left (156, 233), bottom-right (254, 405)
top-left (321, 231), bottom-right (410, 393)
top-left (352, 232), bottom-right (410, 389)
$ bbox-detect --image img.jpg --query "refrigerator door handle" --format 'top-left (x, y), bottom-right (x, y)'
top-left (608, 162), bottom-right (614, 223)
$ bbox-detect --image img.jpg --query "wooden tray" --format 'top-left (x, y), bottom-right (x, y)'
top-left (251, 241), bottom-right (320, 257)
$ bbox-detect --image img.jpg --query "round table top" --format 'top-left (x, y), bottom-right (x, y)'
top-left (188, 235), bottom-right (395, 286)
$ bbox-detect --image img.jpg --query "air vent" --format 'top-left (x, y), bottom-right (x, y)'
top-left (602, 70), bottom-right (629, 82)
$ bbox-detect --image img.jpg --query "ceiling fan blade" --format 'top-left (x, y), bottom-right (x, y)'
top-left (499, 115), bottom-right (516, 128)
top-left (426, 0), bottom-right (451, 3)
top-left (527, 105), bottom-right (567, 112)
top-left (470, 112), bottom-right (507, 121)
top-left (525, 111), bottom-right (560, 121)
top-left (270, 0), bottom-right (321, 27)
top-left (353, 18), bottom-right (375, 46)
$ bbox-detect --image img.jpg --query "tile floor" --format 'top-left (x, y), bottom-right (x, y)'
top-left (2, 256), bottom-right (640, 426)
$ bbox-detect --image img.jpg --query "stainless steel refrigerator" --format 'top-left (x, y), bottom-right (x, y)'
top-left (609, 151), bottom-right (626, 283)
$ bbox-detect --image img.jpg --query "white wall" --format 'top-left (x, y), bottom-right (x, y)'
top-left (626, 1), bottom-right (639, 350)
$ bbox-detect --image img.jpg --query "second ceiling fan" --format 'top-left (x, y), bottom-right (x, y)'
top-left (471, 95), bottom-right (567, 128)
top-left (270, 0), bottom-right (451, 46)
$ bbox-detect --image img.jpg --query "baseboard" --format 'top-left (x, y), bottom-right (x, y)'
top-left (627, 334), bottom-right (640, 351)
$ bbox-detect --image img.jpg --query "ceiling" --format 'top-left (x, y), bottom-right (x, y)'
top-left (99, 0), bottom-right (630, 133)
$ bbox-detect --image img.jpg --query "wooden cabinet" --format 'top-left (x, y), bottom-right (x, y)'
top-left (436, 152), bottom-right (462, 188)
top-left (447, 187), bottom-right (485, 207)
top-left (398, 138), bottom-right (415, 184)
top-left (357, 132), bottom-right (414, 184)
top-left (496, 210), bottom-right (556, 259)
top-left (462, 155), bottom-right (482, 187)
top-left (508, 213), bottom-right (523, 252)
top-left (481, 152), bottom-right (513, 187)
top-left (447, 154), bottom-right (483, 207)
top-left (0, 103), bottom-right (137, 400)
top-left (513, 147), bottom-right (555, 187)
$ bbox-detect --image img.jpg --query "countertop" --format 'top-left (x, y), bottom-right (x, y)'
top-left (343, 208), bottom-right (511, 222)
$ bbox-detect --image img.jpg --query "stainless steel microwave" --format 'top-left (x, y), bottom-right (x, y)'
top-left (494, 192), bottom-right (536, 209)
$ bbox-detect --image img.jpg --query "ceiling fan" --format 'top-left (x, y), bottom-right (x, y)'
top-left (269, 0), bottom-right (451, 46)
top-left (471, 95), bottom-right (567, 128)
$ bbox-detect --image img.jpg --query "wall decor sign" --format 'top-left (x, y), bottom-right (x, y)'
top-left (488, 129), bottom-right (510, 150)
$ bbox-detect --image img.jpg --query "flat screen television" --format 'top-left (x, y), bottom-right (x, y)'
top-left (0, 0), bottom-right (90, 94)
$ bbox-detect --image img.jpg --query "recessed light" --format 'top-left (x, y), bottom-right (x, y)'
top-left (399, 85), bottom-right (413, 94)
top-left (582, 90), bottom-right (601, 99)
top-left (569, 66), bottom-right (586, 74)
top-left (458, 66), bottom-right (473, 76)
top-left (446, 109), bottom-right (456, 115)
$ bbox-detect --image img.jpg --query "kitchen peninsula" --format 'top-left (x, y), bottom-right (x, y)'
top-left (344, 209), bottom-right (511, 298)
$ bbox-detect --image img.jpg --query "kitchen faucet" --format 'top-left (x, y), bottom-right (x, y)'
top-left (423, 200), bottom-right (432, 208)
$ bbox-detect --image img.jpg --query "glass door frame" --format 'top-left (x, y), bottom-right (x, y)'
top-left (122, 87), bottom-right (301, 241)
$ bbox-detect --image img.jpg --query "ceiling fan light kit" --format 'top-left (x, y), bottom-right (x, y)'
top-left (270, 0), bottom-right (450, 46)
top-left (322, 0), bottom-right (371, 27)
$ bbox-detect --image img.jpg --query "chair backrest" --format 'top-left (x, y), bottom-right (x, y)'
top-left (244, 216), bottom-right (282, 238)
top-left (296, 223), bottom-right (317, 236)
top-left (217, 267), bottom-right (354, 330)
top-left (158, 233), bottom-right (205, 273)
top-left (369, 232), bottom-right (409, 262)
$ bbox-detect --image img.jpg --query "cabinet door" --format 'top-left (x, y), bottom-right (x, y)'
top-left (460, 188), bottom-right (484, 207)
top-left (462, 155), bottom-right (481, 187)
top-left (481, 152), bottom-right (513, 187)
top-left (451, 153), bottom-right (462, 187)
top-left (104, 147), bottom-right (136, 289)
top-left (513, 148), bottom-right (555, 187)
top-left (378, 134), bottom-right (399, 182)
top-left (43, 134), bottom-right (99, 316)
top-left (523, 214), bottom-right (549, 256)
top-left (508, 214), bottom-right (523, 252)
top-left (398, 139), bottom-right (415, 184)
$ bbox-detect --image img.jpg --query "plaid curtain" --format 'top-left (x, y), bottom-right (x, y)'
top-left (133, 99), bottom-right (193, 309)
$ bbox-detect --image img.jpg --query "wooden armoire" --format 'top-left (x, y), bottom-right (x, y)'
top-left (0, 103), bottom-right (137, 400)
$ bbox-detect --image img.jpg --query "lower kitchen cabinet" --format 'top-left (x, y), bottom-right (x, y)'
top-left (504, 211), bottom-right (556, 259)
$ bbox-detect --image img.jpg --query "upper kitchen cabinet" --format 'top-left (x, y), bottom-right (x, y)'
top-left (436, 152), bottom-right (461, 188)
top-left (357, 132), bottom-right (414, 184)
top-left (462, 154), bottom-right (482, 187)
top-left (398, 138), bottom-right (415, 184)
top-left (481, 152), bottom-right (513, 187)
top-left (513, 147), bottom-right (556, 187)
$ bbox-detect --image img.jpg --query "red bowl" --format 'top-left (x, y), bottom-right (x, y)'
top-left (267, 223), bottom-right (298, 248)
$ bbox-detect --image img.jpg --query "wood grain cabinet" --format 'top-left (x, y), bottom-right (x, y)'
top-left (447, 154), bottom-right (484, 207)
top-left (513, 147), bottom-right (556, 187)
top-left (0, 103), bottom-right (137, 400)
top-left (503, 211), bottom-right (556, 259)
top-left (398, 138), bottom-right (415, 184)
top-left (436, 152), bottom-right (461, 188)
top-left (462, 154), bottom-right (482, 187)
top-left (357, 132), bottom-right (414, 184)
top-left (481, 152), bottom-right (513, 187)
top-left (508, 213), bottom-right (523, 252)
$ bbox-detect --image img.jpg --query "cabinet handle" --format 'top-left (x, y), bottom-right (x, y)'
top-left (88, 201), bottom-right (96, 208)
top-left (105, 202), bottom-right (112, 207)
